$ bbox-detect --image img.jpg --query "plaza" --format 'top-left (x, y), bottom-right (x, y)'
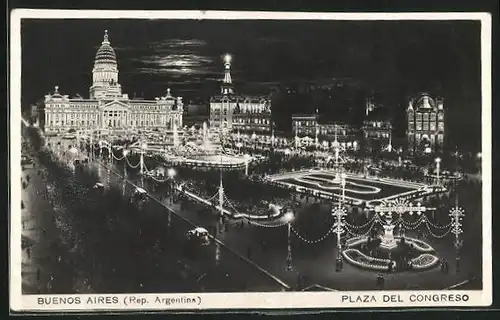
top-left (23, 121), bottom-right (482, 293)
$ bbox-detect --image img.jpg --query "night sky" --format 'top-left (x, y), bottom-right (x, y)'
top-left (20, 19), bottom-right (482, 150)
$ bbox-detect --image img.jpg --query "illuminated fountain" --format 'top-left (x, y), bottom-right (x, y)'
top-left (160, 123), bottom-right (251, 171)
top-left (342, 199), bottom-right (441, 272)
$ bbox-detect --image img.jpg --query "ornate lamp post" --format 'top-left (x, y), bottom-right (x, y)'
top-left (435, 157), bottom-right (441, 186)
top-left (122, 149), bottom-right (129, 175)
top-left (332, 173), bottom-right (347, 271)
top-left (271, 127), bottom-right (275, 148)
top-left (398, 147), bottom-right (403, 167)
top-left (167, 167), bottom-right (177, 194)
top-left (140, 142), bottom-right (147, 176)
top-left (284, 211), bottom-right (295, 271)
top-left (217, 170), bottom-right (225, 233)
top-left (449, 206), bottom-right (465, 273)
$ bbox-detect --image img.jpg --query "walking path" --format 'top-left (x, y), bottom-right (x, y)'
top-left (21, 158), bottom-right (63, 293)
top-left (20, 133), bottom-right (90, 294)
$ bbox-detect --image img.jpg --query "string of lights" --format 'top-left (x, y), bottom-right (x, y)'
top-left (125, 156), bottom-right (140, 169)
top-left (344, 215), bottom-right (377, 230)
top-left (290, 224), bottom-right (335, 244)
top-left (345, 218), bottom-right (378, 237)
top-left (425, 223), bottom-right (453, 239)
top-left (423, 215), bottom-right (452, 229)
top-left (399, 217), bottom-right (425, 230)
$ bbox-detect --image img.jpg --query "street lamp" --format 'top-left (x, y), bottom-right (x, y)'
top-left (167, 167), bottom-right (177, 194)
top-left (98, 140), bottom-right (103, 157)
top-left (285, 211), bottom-right (295, 271)
top-left (167, 167), bottom-right (177, 179)
top-left (340, 173), bottom-right (347, 208)
top-left (251, 132), bottom-right (257, 151)
top-left (435, 157), bottom-right (441, 186)
top-left (450, 206), bottom-right (465, 273)
top-left (243, 154), bottom-right (252, 176)
top-left (333, 173), bottom-right (347, 272)
top-left (140, 142), bottom-right (148, 176)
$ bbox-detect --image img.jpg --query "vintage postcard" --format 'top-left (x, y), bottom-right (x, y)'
top-left (9, 10), bottom-right (492, 312)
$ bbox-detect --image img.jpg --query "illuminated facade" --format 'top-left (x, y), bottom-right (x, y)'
top-left (292, 113), bottom-right (359, 148)
top-left (362, 120), bottom-right (392, 140)
top-left (209, 54), bottom-right (271, 133)
top-left (406, 93), bottom-right (445, 153)
top-left (43, 30), bottom-right (183, 133)
top-left (292, 114), bottom-right (318, 137)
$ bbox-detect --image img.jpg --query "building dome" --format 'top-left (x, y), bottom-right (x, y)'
top-left (94, 30), bottom-right (117, 66)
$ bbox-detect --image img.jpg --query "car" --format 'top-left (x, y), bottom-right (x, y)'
top-left (21, 155), bottom-right (33, 165)
top-left (132, 187), bottom-right (148, 203)
top-left (186, 227), bottom-right (210, 246)
top-left (92, 182), bottom-right (105, 189)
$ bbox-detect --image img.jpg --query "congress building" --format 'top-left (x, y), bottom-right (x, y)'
top-left (43, 30), bottom-right (183, 134)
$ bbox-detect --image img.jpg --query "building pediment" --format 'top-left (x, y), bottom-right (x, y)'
top-left (101, 100), bottom-right (130, 111)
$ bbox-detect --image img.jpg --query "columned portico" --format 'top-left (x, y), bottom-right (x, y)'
top-left (100, 100), bottom-right (131, 129)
